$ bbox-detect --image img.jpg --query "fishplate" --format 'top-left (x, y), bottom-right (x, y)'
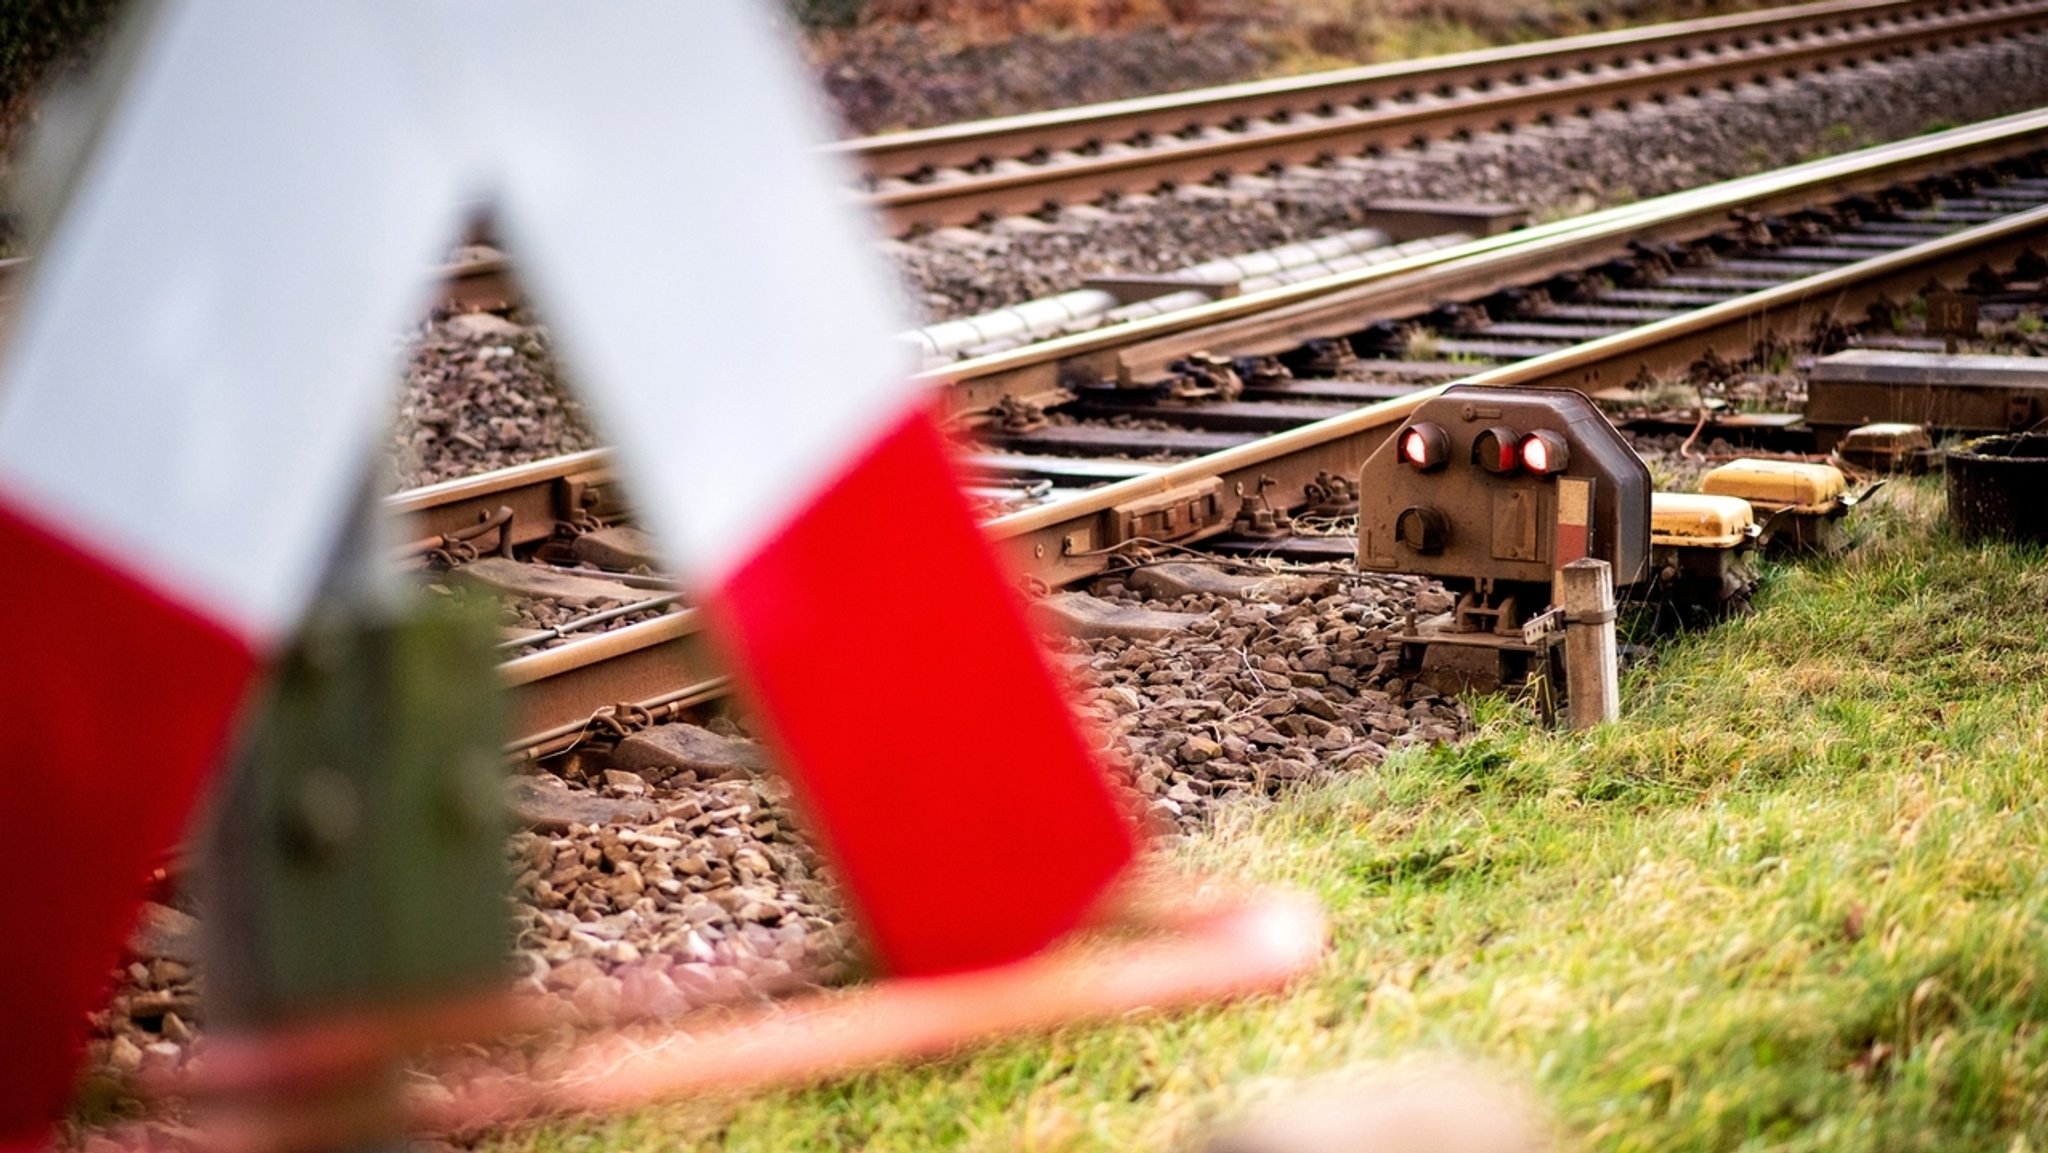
top-left (1104, 478), bottom-right (1227, 547)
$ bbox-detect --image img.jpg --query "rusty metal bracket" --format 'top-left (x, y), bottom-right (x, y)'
top-left (553, 470), bottom-right (622, 536)
top-left (584, 700), bottom-right (657, 743)
top-left (403, 504), bottom-right (517, 568)
top-left (987, 394), bottom-right (1050, 434)
top-left (1300, 470), bottom-right (1359, 518)
top-left (1163, 351), bottom-right (1243, 402)
top-left (1229, 475), bottom-right (1293, 540)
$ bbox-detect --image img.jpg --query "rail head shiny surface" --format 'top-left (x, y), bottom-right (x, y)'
top-left (386, 449), bottom-right (613, 514)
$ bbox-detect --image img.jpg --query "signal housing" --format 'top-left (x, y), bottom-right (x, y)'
top-left (1356, 385), bottom-right (1651, 599)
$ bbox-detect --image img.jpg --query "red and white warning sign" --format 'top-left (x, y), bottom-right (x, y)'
top-left (0, 5), bottom-right (1137, 1145)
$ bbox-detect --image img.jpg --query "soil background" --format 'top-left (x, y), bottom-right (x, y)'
top-left (795, 0), bottom-right (1786, 134)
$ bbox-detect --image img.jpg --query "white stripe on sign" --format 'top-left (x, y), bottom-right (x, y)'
top-left (0, 2), bottom-right (464, 644)
top-left (1558, 476), bottom-right (1591, 527)
top-left (0, 1), bottom-right (917, 638)
top-left (453, 1), bottom-right (916, 583)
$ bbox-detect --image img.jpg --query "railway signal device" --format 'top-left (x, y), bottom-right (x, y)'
top-left (0, 4), bottom-right (1321, 1148)
top-left (1357, 385), bottom-right (1650, 696)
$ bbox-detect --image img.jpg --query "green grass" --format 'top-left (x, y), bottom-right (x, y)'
top-left (490, 480), bottom-right (2048, 1152)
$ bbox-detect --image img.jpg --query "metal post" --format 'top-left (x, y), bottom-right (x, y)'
top-left (195, 484), bottom-right (512, 1152)
top-left (1558, 558), bottom-right (1619, 729)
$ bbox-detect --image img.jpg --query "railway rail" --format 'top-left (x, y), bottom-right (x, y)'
top-left (386, 111), bottom-right (2048, 756)
top-left (838, 0), bottom-right (2048, 235)
top-left (406, 0), bottom-right (2048, 314)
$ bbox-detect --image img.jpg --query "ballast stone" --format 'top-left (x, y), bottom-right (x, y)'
top-left (609, 722), bottom-right (768, 785)
top-left (441, 312), bottom-right (530, 340)
top-left (507, 773), bottom-right (659, 832)
top-left (1034, 591), bottom-right (1207, 640)
top-left (1127, 561), bottom-right (1335, 602)
top-left (454, 556), bottom-right (640, 606)
top-left (127, 903), bottom-right (199, 964)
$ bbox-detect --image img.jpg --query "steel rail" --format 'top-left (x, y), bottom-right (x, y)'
top-left (388, 449), bottom-right (615, 556)
top-left (928, 107), bottom-right (2048, 415)
top-left (498, 610), bottom-right (726, 759)
top-left (74, 1), bottom-right (2024, 314)
top-left (835, 0), bottom-right (1988, 178)
top-left (845, 0), bottom-right (2048, 234)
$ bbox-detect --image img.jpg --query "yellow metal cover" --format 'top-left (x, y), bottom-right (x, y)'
top-left (1699, 458), bottom-right (1847, 512)
top-left (1841, 422), bottom-right (1932, 451)
top-left (1651, 492), bottom-right (1756, 548)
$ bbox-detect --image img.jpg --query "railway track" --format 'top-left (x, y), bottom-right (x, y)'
top-left (838, 0), bottom-right (2048, 235)
top-left (0, 2), bottom-right (2036, 315)
top-left (389, 111), bottom-right (2048, 757)
top-left (65, 34), bottom-right (2048, 1120)
top-left (414, 0), bottom-right (2048, 314)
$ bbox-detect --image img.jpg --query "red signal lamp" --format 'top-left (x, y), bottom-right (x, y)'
top-left (1471, 427), bottom-right (1520, 474)
top-left (1519, 430), bottom-right (1571, 475)
top-left (1398, 422), bottom-right (1449, 471)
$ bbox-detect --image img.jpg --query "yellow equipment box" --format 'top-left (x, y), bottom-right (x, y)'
top-left (1650, 492), bottom-right (1757, 549)
top-left (1699, 458), bottom-right (1847, 513)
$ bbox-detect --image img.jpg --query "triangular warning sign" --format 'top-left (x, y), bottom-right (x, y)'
top-left (0, 3), bottom-right (1136, 1142)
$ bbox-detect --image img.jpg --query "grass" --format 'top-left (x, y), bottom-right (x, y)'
top-left (489, 479), bottom-right (2048, 1151)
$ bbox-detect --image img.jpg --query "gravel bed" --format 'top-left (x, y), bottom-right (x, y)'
top-left (388, 314), bottom-right (599, 491)
top-left (810, 20), bottom-right (1275, 135)
top-left (893, 32), bottom-right (2048, 321)
top-left (507, 755), bottom-right (855, 1015)
top-left (1628, 432), bottom-right (1752, 492)
top-left (1071, 565), bottom-right (1468, 833)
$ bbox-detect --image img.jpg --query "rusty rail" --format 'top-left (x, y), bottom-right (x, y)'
top-left (984, 205), bottom-right (2048, 585)
top-left (929, 108), bottom-right (2048, 419)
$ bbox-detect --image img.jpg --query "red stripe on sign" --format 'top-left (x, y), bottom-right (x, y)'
top-left (1556, 523), bottom-right (1589, 564)
top-left (0, 499), bottom-right (257, 1148)
top-left (714, 407), bottom-right (1136, 976)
